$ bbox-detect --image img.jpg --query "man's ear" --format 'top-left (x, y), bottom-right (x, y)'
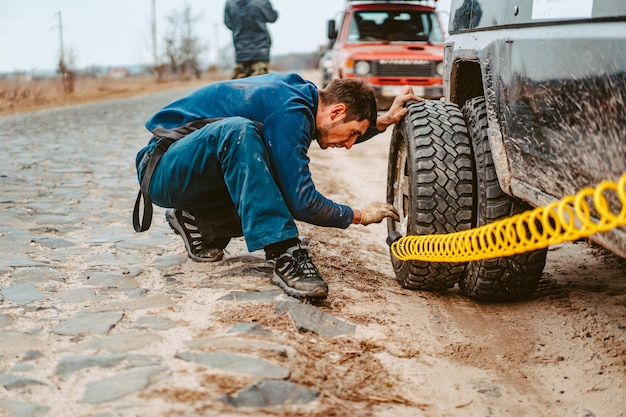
top-left (330, 103), bottom-right (347, 120)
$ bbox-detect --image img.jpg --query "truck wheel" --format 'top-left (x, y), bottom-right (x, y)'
top-left (460, 97), bottom-right (548, 301)
top-left (387, 100), bottom-right (474, 290)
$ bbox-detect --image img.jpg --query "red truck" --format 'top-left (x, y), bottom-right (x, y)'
top-left (326, 0), bottom-right (445, 109)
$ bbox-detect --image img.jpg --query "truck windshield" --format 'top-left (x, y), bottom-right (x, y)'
top-left (348, 10), bottom-right (443, 43)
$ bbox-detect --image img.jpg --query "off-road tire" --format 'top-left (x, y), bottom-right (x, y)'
top-left (460, 96), bottom-right (548, 301)
top-left (387, 100), bottom-right (474, 290)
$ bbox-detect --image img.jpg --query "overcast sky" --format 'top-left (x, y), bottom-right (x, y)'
top-left (0, 0), bottom-right (451, 73)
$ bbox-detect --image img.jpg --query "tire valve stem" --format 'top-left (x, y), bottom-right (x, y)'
top-left (386, 231), bottom-right (403, 247)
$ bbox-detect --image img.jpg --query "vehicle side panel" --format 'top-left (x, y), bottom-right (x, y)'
top-left (450, 0), bottom-right (626, 31)
top-left (445, 0), bottom-right (626, 257)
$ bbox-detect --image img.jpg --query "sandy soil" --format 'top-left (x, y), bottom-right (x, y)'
top-left (299, 128), bottom-right (626, 417)
top-left (3, 70), bottom-right (624, 417)
top-left (0, 74), bottom-right (216, 116)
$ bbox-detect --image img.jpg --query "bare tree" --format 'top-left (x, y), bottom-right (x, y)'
top-left (163, 4), bottom-right (206, 79)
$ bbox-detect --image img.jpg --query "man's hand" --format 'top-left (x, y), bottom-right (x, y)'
top-left (375, 86), bottom-right (424, 131)
top-left (357, 202), bottom-right (400, 225)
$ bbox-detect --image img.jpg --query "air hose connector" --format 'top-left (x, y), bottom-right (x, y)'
top-left (386, 230), bottom-right (403, 247)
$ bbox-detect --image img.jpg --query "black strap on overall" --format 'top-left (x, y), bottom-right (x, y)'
top-left (133, 136), bottom-right (175, 232)
top-left (132, 117), bottom-right (264, 233)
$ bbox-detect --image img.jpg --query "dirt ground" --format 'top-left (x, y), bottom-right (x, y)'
top-left (0, 73), bottom-right (215, 116)
top-left (3, 71), bottom-right (624, 417)
top-left (300, 128), bottom-right (626, 417)
top-left (134, 124), bottom-right (625, 417)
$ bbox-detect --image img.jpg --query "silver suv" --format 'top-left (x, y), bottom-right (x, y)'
top-left (386, 0), bottom-right (626, 301)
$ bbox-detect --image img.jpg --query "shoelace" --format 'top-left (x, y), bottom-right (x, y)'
top-left (293, 249), bottom-right (319, 278)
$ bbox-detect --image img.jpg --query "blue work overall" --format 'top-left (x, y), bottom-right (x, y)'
top-left (147, 117), bottom-right (298, 252)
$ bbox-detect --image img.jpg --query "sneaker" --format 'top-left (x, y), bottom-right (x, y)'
top-left (272, 245), bottom-right (328, 301)
top-left (165, 209), bottom-right (224, 262)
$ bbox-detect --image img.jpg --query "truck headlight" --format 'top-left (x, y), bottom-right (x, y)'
top-left (354, 60), bottom-right (371, 76)
top-left (436, 62), bottom-right (444, 76)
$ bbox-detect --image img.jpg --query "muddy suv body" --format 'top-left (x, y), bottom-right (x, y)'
top-left (386, 0), bottom-right (626, 301)
top-left (327, 0), bottom-right (445, 109)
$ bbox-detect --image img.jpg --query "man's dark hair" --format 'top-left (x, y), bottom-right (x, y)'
top-left (319, 79), bottom-right (377, 127)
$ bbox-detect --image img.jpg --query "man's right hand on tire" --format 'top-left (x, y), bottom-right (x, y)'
top-left (357, 202), bottom-right (400, 225)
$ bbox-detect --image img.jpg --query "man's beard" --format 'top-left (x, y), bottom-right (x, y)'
top-left (315, 120), bottom-right (339, 149)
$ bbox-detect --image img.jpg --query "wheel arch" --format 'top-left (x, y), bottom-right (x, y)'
top-left (448, 59), bottom-right (484, 108)
top-left (447, 57), bottom-right (515, 195)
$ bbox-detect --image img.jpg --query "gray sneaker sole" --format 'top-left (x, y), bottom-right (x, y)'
top-left (271, 272), bottom-right (328, 300)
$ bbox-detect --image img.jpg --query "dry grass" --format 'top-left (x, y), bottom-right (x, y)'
top-left (137, 298), bottom-right (422, 417)
top-left (2, 68), bottom-right (425, 416)
top-left (200, 301), bottom-right (423, 416)
top-left (0, 72), bottom-right (229, 116)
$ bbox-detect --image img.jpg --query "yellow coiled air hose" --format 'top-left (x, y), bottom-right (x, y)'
top-left (391, 173), bottom-right (626, 263)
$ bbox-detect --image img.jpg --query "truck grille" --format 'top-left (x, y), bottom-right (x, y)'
top-left (371, 61), bottom-right (435, 77)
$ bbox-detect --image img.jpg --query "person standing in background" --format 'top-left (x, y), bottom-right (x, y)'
top-left (224, 0), bottom-right (279, 79)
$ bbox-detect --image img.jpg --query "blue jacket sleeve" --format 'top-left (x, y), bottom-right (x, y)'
top-left (262, 106), bottom-right (354, 228)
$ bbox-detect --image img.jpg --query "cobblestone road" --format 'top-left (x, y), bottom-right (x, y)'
top-left (0, 89), bottom-right (356, 417)
top-left (2, 85), bottom-right (625, 417)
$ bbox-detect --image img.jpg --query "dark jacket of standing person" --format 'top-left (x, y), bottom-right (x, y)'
top-left (224, 0), bottom-right (278, 63)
